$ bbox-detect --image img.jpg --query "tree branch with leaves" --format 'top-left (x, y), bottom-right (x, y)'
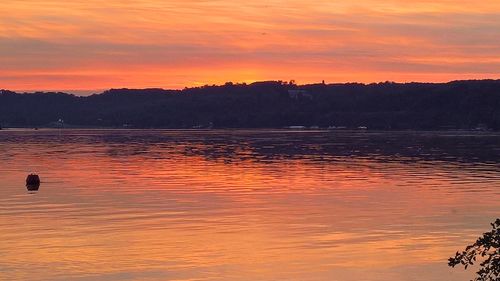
top-left (448, 219), bottom-right (500, 281)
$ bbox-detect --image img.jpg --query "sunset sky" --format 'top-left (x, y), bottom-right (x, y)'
top-left (1, 0), bottom-right (500, 92)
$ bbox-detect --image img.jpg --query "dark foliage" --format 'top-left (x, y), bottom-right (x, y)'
top-left (1, 79), bottom-right (499, 130)
top-left (449, 219), bottom-right (500, 281)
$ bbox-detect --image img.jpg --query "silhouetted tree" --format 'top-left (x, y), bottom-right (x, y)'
top-left (1, 80), bottom-right (499, 129)
top-left (449, 218), bottom-right (500, 281)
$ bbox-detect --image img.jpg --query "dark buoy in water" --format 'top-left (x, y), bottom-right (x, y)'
top-left (26, 174), bottom-right (40, 185)
top-left (26, 174), bottom-right (40, 191)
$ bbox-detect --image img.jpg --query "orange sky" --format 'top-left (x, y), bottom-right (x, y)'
top-left (1, 0), bottom-right (500, 92)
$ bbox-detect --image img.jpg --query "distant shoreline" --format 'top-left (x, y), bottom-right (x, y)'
top-left (2, 79), bottom-right (499, 131)
top-left (0, 127), bottom-right (500, 135)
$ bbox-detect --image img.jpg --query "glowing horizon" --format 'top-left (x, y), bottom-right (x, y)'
top-left (1, 0), bottom-right (500, 91)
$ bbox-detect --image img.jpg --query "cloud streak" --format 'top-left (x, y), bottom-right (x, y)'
top-left (1, 0), bottom-right (499, 90)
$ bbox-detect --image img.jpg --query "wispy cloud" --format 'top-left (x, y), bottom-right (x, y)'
top-left (1, 0), bottom-right (499, 90)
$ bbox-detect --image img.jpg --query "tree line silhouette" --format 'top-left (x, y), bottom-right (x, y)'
top-left (1, 80), bottom-right (499, 130)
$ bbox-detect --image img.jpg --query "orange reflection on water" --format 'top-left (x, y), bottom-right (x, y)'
top-left (0, 130), bottom-right (498, 281)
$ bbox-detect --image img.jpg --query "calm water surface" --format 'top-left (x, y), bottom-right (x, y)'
top-left (0, 129), bottom-right (499, 281)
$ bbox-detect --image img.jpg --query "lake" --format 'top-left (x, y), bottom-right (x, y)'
top-left (0, 129), bottom-right (499, 281)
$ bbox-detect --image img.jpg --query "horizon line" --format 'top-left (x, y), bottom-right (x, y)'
top-left (4, 78), bottom-right (500, 96)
